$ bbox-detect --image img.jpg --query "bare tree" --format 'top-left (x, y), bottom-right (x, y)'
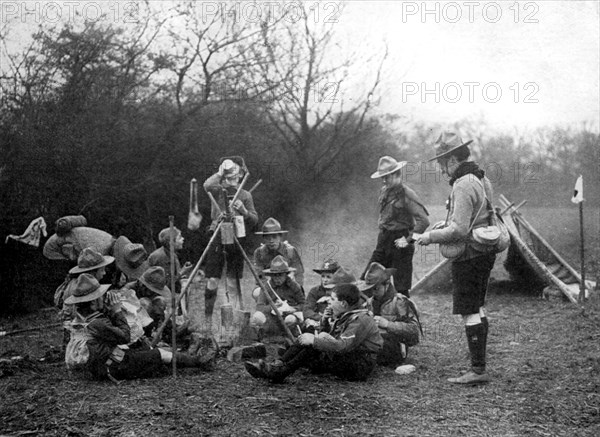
top-left (254, 3), bottom-right (388, 179)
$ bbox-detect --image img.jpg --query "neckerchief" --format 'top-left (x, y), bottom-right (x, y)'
top-left (378, 184), bottom-right (405, 212)
top-left (448, 161), bottom-right (485, 186)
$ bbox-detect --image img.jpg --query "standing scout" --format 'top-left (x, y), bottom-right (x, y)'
top-left (416, 132), bottom-right (495, 384)
top-left (253, 217), bottom-right (304, 287)
top-left (363, 156), bottom-right (429, 297)
top-left (203, 156), bottom-right (258, 327)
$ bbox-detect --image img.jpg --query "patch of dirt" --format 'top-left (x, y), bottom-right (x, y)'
top-left (2, 287), bottom-right (600, 437)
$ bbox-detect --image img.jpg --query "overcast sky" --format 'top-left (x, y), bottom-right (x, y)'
top-left (2, 1), bottom-right (598, 132)
top-left (336, 1), bottom-right (600, 131)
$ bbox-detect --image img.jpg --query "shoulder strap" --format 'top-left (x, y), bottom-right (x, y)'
top-left (404, 185), bottom-right (429, 215)
top-left (396, 294), bottom-right (424, 336)
top-left (466, 178), bottom-right (489, 232)
top-left (282, 241), bottom-right (295, 260)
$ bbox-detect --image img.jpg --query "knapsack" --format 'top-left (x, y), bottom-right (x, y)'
top-left (65, 312), bottom-right (101, 371)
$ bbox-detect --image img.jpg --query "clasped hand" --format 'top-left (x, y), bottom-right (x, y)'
top-left (373, 316), bottom-right (389, 329)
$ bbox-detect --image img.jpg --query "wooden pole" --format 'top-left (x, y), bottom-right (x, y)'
top-left (169, 216), bottom-right (177, 377)
top-left (150, 220), bottom-right (224, 347)
top-left (579, 201), bottom-right (586, 303)
top-left (0, 322), bottom-right (62, 337)
top-left (233, 236), bottom-right (295, 342)
top-left (498, 194), bottom-right (585, 285)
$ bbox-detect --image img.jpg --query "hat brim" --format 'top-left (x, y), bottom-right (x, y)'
top-left (113, 236), bottom-right (148, 279)
top-left (313, 268), bottom-right (339, 274)
top-left (255, 230), bottom-right (289, 235)
top-left (120, 260), bottom-right (149, 280)
top-left (69, 256), bottom-right (115, 274)
top-left (428, 140), bottom-right (473, 162)
top-left (355, 280), bottom-right (376, 292)
top-left (370, 161), bottom-right (408, 179)
top-left (64, 283), bottom-right (110, 304)
top-left (263, 267), bottom-right (296, 275)
top-left (139, 276), bottom-right (171, 297)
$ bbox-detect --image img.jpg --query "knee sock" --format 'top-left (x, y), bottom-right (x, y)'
top-left (205, 286), bottom-right (218, 319)
top-left (481, 316), bottom-right (489, 355)
top-left (465, 324), bottom-right (486, 374)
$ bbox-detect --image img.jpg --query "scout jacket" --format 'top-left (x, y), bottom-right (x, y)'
top-left (370, 286), bottom-right (421, 348)
top-left (85, 308), bottom-right (131, 378)
top-left (428, 173), bottom-right (494, 261)
top-left (313, 308), bottom-right (383, 355)
top-left (203, 173), bottom-right (258, 230)
top-left (378, 183), bottom-right (429, 234)
top-left (253, 241), bottom-right (305, 286)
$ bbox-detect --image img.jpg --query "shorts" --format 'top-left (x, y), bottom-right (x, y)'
top-left (451, 254), bottom-right (495, 315)
top-left (203, 238), bottom-right (246, 279)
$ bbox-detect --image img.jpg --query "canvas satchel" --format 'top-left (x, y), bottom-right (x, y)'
top-left (470, 180), bottom-right (510, 254)
top-left (439, 191), bottom-right (486, 259)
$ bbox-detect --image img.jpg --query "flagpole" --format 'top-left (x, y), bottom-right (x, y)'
top-left (578, 201), bottom-right (586, 303)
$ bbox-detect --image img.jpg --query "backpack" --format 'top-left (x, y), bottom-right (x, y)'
top-left (65, 312), bottom-right (101, 370)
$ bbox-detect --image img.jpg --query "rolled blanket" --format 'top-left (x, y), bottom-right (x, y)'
top-left (43, 227), bottom-right (115, 261)
top-left (55, 215), bottom-right (88, 237)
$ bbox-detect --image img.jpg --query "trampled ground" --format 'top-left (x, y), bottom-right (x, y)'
top-left (2, 282), bottom-right (600, 437)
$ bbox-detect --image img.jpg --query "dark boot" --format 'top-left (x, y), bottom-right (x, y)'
top-left (465, 323), bottom-right (486, 374)
top-left (205, 286), bottom-right (218, 324)
top-left (481, 316), bottom-right (489, 356)
top-left (175, 351), bottom-right (216, 371)
top-left (261, 360), bottom-right (292, 383)
top-left (448, 324), bottom-right (490, 384)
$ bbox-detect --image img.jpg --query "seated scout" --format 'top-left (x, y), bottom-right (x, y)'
top-left (254, 218), bottom-right (304, 286)
top-left (245, 283), bottom-right (383, 383)
top-left (357, 262), bottom-right (422, 367)
top-left (64, 274), bottom-right (215, 381)
top-left (302, 260), bottom-right (339, 331)
top-left (251, 255), bottom-right (305, 336)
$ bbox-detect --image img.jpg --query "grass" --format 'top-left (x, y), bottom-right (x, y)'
top-left (2, 206), bottom-right (600, 436)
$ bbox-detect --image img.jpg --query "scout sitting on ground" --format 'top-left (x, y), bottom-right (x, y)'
top-left (54, 247), bottom-right (116, 348)
top-left (245, 283), bottom-right (383, 383)
top-left (121, 266), bottom-right (171, 336)
top-left (251, 255), bottom-right (305, 337)
top-left (357, 262), bottom-right (422, 368)
top-left (302, 260), bottom-right (340, 331)
top-left (64, 274), bottom-right (214, 381)
top-left (148, 226), bottom-right (193, 295)
top-left (253, 217), bottom-right (305, 286)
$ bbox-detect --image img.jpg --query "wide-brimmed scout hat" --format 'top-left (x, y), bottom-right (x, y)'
top-left (329, 267), bottom-right (357, 287)
top-left (370, 156), bottom-right (408, 179)
top-left (262, 255), bottom-right (296, 275)
top-left (69, 247), bottom-right (114, 274)
top-left (64, 273), bottom-right (110, 305)
top-left (428, 132), bottom-right (473, 162)
top-left (313, 259), bottom-right (340, 274)
top-left (356, 262), bottom-right (396, 292)
top-left (255, 218), bottom-right (288, 235)
top-left (139, 266), bottom-right (171, 298)
top-left (113, 236), bottom-right (149, 280)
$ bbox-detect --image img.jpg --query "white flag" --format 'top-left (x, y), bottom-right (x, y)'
top-left (571, 175), bottom-right (584, 204)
